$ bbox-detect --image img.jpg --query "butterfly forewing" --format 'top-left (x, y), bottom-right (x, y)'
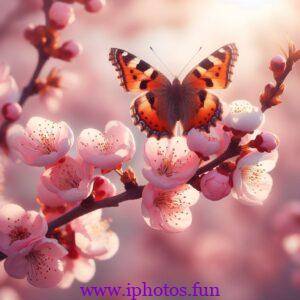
top-left (182, 43), bottom-right (238, 90)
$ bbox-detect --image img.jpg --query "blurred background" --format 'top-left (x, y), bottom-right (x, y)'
top-left (0, 0), bottom-right (300, 299)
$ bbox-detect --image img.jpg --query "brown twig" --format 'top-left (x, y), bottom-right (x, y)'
top-left (0, 0), bottom-right (53, 147)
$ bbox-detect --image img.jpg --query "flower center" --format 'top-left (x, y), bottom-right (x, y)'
top-left (231, 101), bottom-right (252, 113)
top-left (157, 158), bottom-right (176, 177)
top-left (9, 226), bottom-right (31, 244)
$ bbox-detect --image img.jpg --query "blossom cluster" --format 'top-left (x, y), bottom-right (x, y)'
top-left (0, 0), bottom-right (298, 290)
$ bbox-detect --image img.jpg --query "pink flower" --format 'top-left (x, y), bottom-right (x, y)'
top-left (143, 137), bottom-right (200, 189)
top-left (187, 123), bottom-right (232, 159)
top-left (0, 204), bottom-right (47, 256)
top-left (78, 121), bottom-right (136, 170)
top-left (232, 150), bottom-right (278, 205)
top-left (85, 0), bottom-right (105, 12)
top-left (92, 175), bottom-right (116, 201)
top-left (141, 183), bottom-right (199, 233)
top-left (250, 131), bottom-right (279, 153)
top-left (71, 210), bottom-right (119, 259)
top-left (59, 256), bottom-right (95, 289)
top-left (200, 170), bottom-right (231, 201)
top-left (2, 102), bottom-right (22, 122)
top-left (4, 238), bottom-right (67, 288)
top-left (41, 156), bottom-right (94, 202)
top-left (7, 117), bottom-right (74, 167)
top-left (49, 2), bottom-right (75, 30)
top-left (223, 100), bottom-right (264, 133)
top-left (37, 182), bottom-right (69, 208)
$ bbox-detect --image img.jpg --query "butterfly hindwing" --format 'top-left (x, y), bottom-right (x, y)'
top-left (109, 48), bottom-right (170, 93)
top-left (130, 92), bottom-right (176, 138)
top-left (180, 89), bottom-right (222, 134)
top-left (182, 43), bottom-right (238, 90)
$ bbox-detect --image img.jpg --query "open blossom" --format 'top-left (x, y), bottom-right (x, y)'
top-left (41, 156), bottom-right (94, 202)
top-left (232, 150), bottom-right (278, 205)
top-left (71, 210), bottom-right (119, 259)
top-left (8, 117), bottom-right (74, 167)
top-left (141, 184), bottom-right (199, 233)
top-left (92, 175), bottom-right (116, 201)
top-left (187, 123), bottom-right (232, 159)
top-left (4, 238), bottom-right (67, 288)
top-left (0, 204), bottom-right (47, 256)
top-left (59, 256), bottom-right (95, 289)
top-left (78, 121), bottom-right (135, 170)
top-left (200, 170), bottom-right (231, 201)
top-left (143, 137), bottom-right (200, 190)
top-left (223, 100), bottom-right (264, 133)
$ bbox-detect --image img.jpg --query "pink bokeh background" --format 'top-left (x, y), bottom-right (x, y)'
top-left (0, 0), bottom-right (300, 299)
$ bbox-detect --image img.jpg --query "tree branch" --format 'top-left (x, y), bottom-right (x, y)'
top-left (0, 0), bottom-right (52, 147)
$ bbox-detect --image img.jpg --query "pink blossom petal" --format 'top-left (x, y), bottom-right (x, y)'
top-left (72, 257), bottom-right (96, 283)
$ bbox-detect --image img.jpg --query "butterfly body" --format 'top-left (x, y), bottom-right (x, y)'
top-left (109, 44), bottom-right (238, 139)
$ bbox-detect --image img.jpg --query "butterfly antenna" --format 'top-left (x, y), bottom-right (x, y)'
top-left (149, 46), bottom-right (175, 78)
top-left (177, 47), bottom-right (202, 78)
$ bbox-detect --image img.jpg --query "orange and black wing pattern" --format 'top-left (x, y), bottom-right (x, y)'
top-left (180, 89), bottom-right (222, 134)
top-left (109, 48), bottom-right (170, 93)
top-left (182, 43), bottom-right (238, 90)
top-left (131, 92), bottom-right (176, 138)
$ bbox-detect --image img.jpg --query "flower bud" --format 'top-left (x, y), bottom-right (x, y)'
top-left (55, 40), bottom-right (82, 61)
top-left (49, 2), bottom-right (75, 30)
top-left (270, 55), bottom-right (286, 79)
top-left (85, 0), bottom-right (105, 12)
top-left (200, 170), bottom-right (231, 201)
top-left (2, 102), bottom-right (22, 121)
top-left (250, 131), bottom-right (279, 152)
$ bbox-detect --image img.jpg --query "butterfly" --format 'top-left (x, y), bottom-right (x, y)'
top-left (109, 43), bottom-right (238, 139)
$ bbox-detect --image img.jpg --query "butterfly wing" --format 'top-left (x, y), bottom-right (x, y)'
top-left (109, 48), bottom-right (175, 138)
top-left (179, 89), bottom-right (222, 134)
top-left (179, 43), bottom-right (238, 133)
top-left (109, 48), bottom-right (170, 92)
top-left (182, 43), bottom-right (238, 90)
top-left (131, 91), bottom-right (177, 138)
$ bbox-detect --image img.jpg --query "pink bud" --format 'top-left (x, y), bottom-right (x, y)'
top-left (85, 0), bottom-right (105, 13)
top-left (252, 131), bottom-right (279, 152)
top-left (200, 170), bottom-right (231, 201)
top-left (57, 40), bottom-right (82, 61)
top-left (270, 55), bottom-right (286, 78)
top-left (49, 2), bottom-right (75, 30)
top-left (2, 102), bottom-right (22, 121)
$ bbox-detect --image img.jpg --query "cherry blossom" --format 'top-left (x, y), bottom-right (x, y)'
top-left (41, 156), bottom-right (94, 202)
top-left (71, 210), bottom-right (119, 259)
top-left (92, 175), bottom-right (116, 201)
top-left (4, 238), bottom-right (67, 288)
top-left (59, 256), bottom-right (95, 289)
top-left (270, 55), bottom-right (286, 79)
top-left (55, 40), bottom-right (83, 61)
top-left (223, 100), bottom-right (265, 133)
top-left (232, 150), bottom-right (278, 205)
top-left (85, 0), bottom-right (106, 12)
top-left (200, 170), bottom-right (231, 201)
top-left (187, 123), bottom-right (232, 159)
top-left (143, 137), bottom-right (200, 190)
top-left (49, 2), bottom-right (75, 30)
top-left (141, 183), bottom-right (199, 233)
top-left (78, 120), bottom-right (136, 170)
top-left (7, 117), bottom-right (74, 167)
top-left (0, 204), bottom-right (47, 256)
